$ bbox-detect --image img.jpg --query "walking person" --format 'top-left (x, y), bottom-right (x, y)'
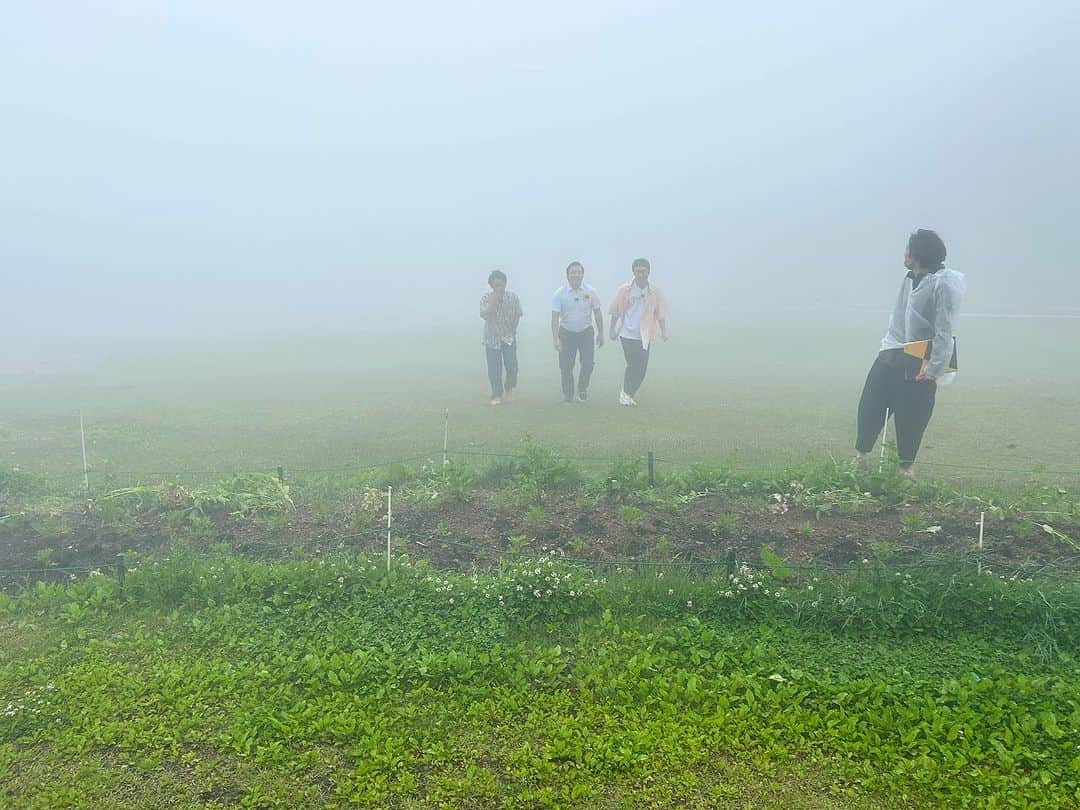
top-left (854, 229), bottom-right (966, 477)
top-left (551, 261), bottom-right (604, 402)
top-left (480, 270), bottom-right (523, 405)
top-left (609, 258), bottom-right (668, 406)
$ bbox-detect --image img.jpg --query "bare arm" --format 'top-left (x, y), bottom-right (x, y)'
top-left (593, 307), bottom-right (604, 346)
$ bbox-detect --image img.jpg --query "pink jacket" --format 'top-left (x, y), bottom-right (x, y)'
top-left (610, 282), bottom-right (669, 349)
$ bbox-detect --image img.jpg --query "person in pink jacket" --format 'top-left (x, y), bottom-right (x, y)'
top-left (608, 258), bottom-right (669, 406)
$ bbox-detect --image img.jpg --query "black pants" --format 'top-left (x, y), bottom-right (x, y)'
top-left (559, 327), bottom-right (595, 399)
top-left (485, 342), bottom-right (518, 397)
top-left (856, 352), bottom-right (937, 466)
top-left (620, 337), bottom-right (650, 397)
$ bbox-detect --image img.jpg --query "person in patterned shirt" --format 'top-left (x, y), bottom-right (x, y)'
top-left (480, 270), bottom-right (523, 405)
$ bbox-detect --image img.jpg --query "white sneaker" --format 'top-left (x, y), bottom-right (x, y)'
top-left (618, 390), bottom-right (637, 406)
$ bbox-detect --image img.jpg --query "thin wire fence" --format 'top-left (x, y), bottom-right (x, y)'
top-left (9, 453), bottom-right (1080, 485)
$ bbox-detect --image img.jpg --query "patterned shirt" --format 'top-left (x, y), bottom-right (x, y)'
top-left (480, 290), bottom-right (523, 348)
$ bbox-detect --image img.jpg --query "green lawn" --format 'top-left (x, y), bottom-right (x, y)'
top-left (2, 315), bottom-right (1079, 494)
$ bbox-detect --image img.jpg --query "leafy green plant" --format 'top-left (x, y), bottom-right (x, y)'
top-left (900, 513), bottom-right (925, 533)
top-left (602, 458), bottom-right (648, 502)
top-left (569, 535), bottom-right (590, 555)
top-left (1013, 518), bottom-right (1038, 539)
top-left (1, 551), bottom-right (1078, 808)
top-left (712, 511), bottom-right (739, 538)
top-left (506, 535), bottom-right (528, 554)
top-left (618, 505), bottom-right (645, 529)
top-left (651, 535), bottom-right (671, 560)
top-left (426, 459), bottom-right (474, 503)
top-left (498, 440), bottom-right (582, 506)
top-left (523, 505), bottom-right (545, 531)
top-left (759, 545), bottom-right (791, 580)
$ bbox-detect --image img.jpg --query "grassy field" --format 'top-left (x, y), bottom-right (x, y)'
top-left (2, 314), bottom-right (1079, 493)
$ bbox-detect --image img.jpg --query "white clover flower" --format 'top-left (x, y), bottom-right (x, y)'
top-left (667, 589), bottom-right (674, 596)
top-left (686, 600), bottom-right (693, 608)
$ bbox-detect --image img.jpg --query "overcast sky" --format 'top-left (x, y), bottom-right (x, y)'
top-left (3, 1), bottom-right (1078, 342)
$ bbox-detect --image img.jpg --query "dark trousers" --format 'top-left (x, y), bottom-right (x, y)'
top-left (620, 337), bottom-right (650, 396)
top-left (856, 352), bottom-right (937, 466)
top-left (485, 342), bottom-right (518, 397)
top-left (559, 327), bottom-right (595, 398)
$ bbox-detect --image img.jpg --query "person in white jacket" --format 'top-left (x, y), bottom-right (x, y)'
top-left (854, 229), bottom-right (966, 478)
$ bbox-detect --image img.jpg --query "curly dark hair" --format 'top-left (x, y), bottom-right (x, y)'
top-left (487, 269), bottom-right (507, 285)
top-left (908, 229), bottom-right (946, 270)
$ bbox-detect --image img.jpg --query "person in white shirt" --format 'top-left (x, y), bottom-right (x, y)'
top-left (855, 229), bottom-right (966, 477)
top-left (608, 258), bottom-right (669, 406)
top-left (550, 261), bottom-right (604, 402)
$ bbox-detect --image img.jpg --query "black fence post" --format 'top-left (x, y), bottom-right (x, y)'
top-left (277, 466), bottom-right (285, 483)
top-left (116, 553), bottom-right (125, 586)
top-left (647, 451), bottom-right (655, 487)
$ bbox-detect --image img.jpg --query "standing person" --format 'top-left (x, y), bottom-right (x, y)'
top-left (480, 270), bottom-right (523, 405)
top-left (608, 258), bottom-right (668, 406)
top-left (855, 229), bottom-right (966, 477)
top-left (551, 261), bottom-right (604, 402)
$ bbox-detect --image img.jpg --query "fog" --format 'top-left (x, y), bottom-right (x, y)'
top-left (3, 1), bottom-right (1079, 350)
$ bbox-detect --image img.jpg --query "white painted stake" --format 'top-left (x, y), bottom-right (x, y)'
top-left (386, 486), bottom-right (393, 576)
top-left (977, 511), bottom-right (985, 574)
top-left (79, 411), bottom-right (90, 502)
top-left (442, 408), bottom-right (449, 466)
top-left (878, 408), bottom-right (890, 474)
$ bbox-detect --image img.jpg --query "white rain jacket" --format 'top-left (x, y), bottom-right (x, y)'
top-left (880, 267), bottom-right (967, 379)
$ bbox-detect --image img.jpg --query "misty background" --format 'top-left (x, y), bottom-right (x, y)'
top-left (3, 0), bottom-right (1079, 361)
